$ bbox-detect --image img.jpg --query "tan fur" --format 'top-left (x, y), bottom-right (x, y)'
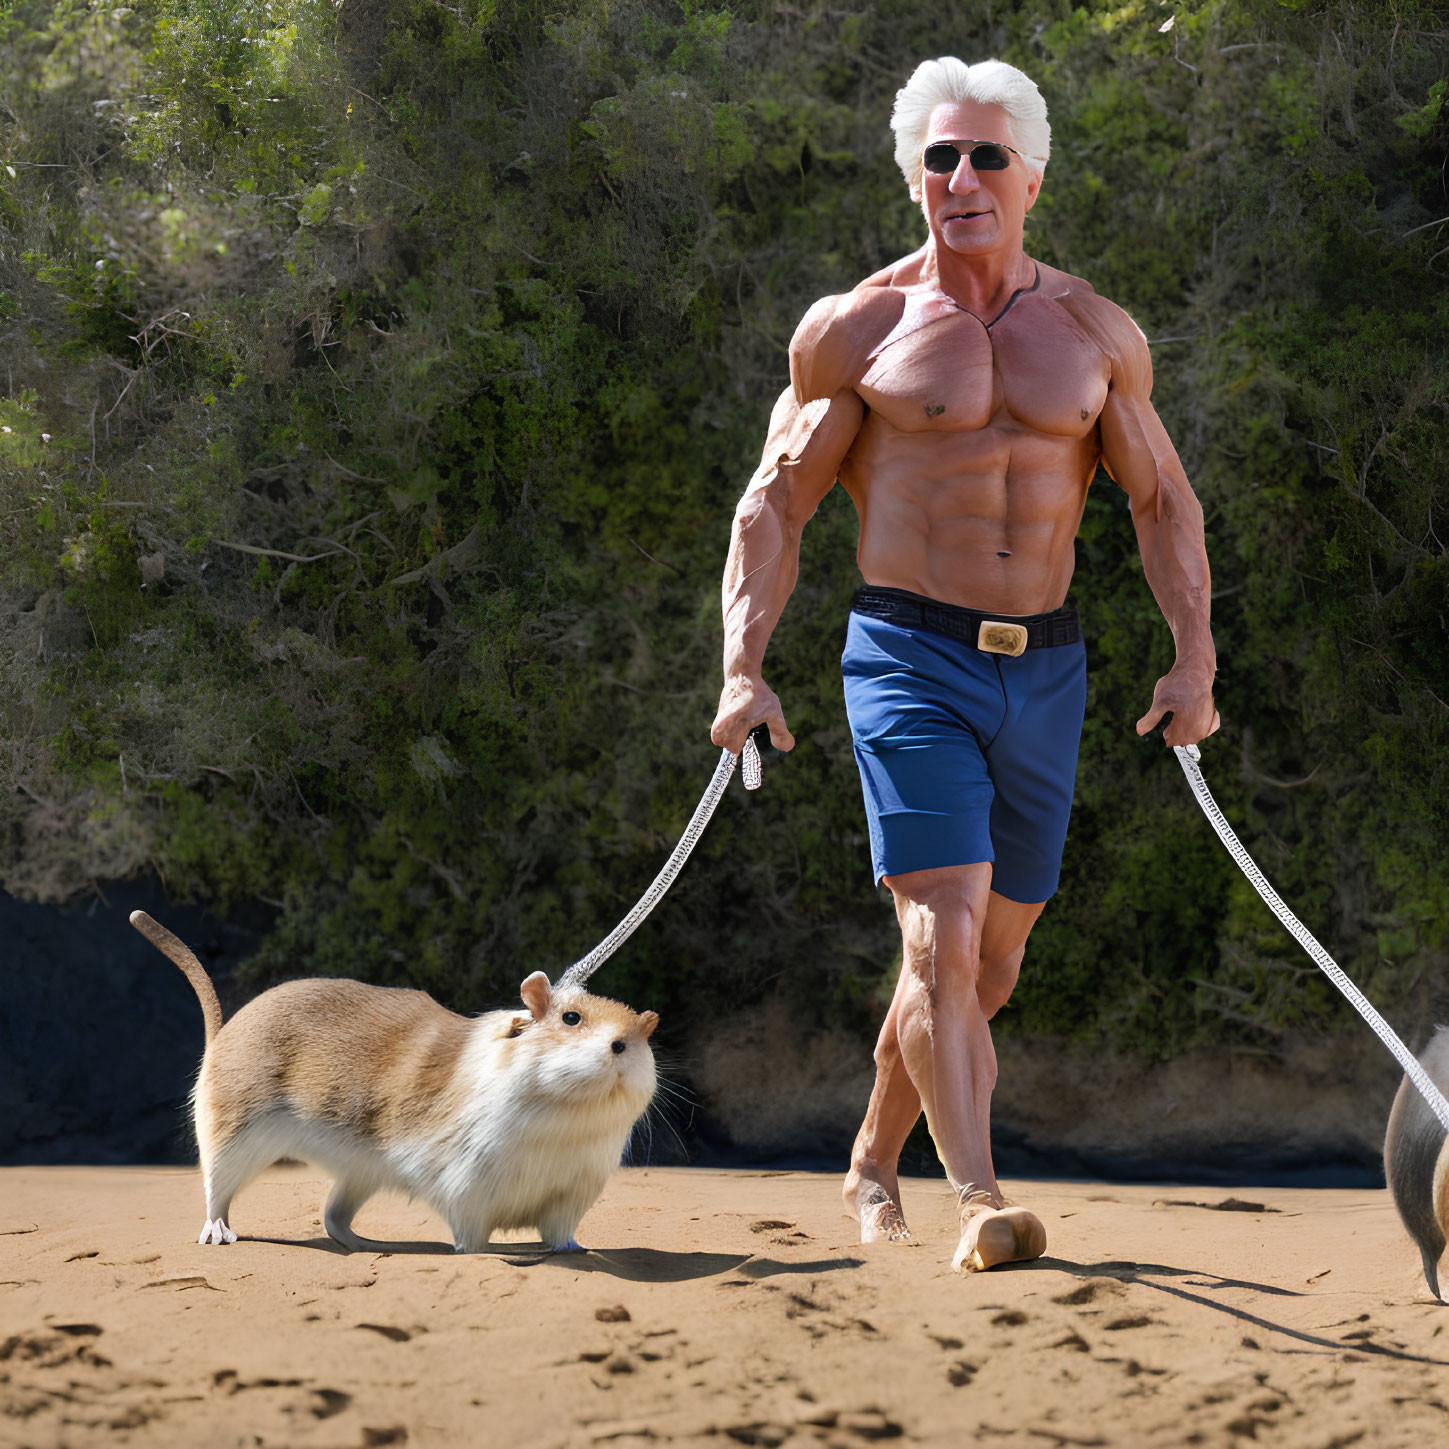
top-left (1434, 1139), bottom-right (1449, 1250)
top-left (131, 913), bottom-right (659, 1253)
top-left (194, 978), bottom-right (479, 1149)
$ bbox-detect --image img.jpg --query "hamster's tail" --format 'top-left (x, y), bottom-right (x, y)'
top-left (130, 910), bottom-right (224, 1047)
top-left (1384, 1025), bottom-right (1449, 1301)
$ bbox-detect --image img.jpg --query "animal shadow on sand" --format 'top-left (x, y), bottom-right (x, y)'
top-left (1032, 1256), bottom-right (1449, 1367)
top-left (233, 1235), bottom-right (863, 1285)
top-left (243, 1234), bottom-right (461, 1255)
top-left (511, 1249), bottom-right (868, 1284)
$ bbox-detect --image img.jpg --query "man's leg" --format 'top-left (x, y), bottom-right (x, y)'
top-left (843, 869), bottom-right (1045, 1264)
top-left (842, 970), bottom-right (924, 1241)
top-left (946, 886), bottom-right (1047, 1272)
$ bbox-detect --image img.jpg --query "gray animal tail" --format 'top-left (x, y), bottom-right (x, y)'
top-left (1419, 1243), bottom-right (1441, 1302)
top-left (129, 910), bottom-right (224, 1047)
top-left (1384, 1025), bottom-right (1449, 1302)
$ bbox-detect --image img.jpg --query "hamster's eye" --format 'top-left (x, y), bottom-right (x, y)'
top-left (561, 1010), bottom-right (582, 1026)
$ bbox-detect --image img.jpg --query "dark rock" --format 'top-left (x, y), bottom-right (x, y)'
top-left (0, 880), bottom-right (268, 1164)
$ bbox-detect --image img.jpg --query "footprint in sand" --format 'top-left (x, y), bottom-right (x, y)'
top-left (311, 1387), bottom-right (352, 1420)
top-left (1, 1325), bottom-right (112, 1371)
top-left (721, 1408), bottom-right (904, 1444)
top-left (213, 1370), bottom-right (304, 1393)
top-left (139, 1275), bottom-right (221, 1292)
top-left (573, 1332), bottom-right (685, 1379)
top-left (716, 1422), bottom-right (790, 1446)
top-left (1051, 1277), bottom-right (1128, 1308)
top-left (748, 1219), bottom-right (813, 1247)
top-left (837, 1408), bottom-right (905, 1439)
top-left (0, 1325), bottom-right (124, 1432)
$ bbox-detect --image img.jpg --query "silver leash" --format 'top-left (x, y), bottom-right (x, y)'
top-left (556, 732), bottom-right (764, 991)
top-left (1175, 743), bottom-right (1449, 1131)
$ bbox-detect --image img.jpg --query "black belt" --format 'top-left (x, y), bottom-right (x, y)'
top-left (850, 585), bottom-right (1081, 656)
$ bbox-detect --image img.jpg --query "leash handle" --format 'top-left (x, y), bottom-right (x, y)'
top-left (742, 724), bottom-right (770, 791)
top-left (1174, 742), bottom-right (1449, 1131)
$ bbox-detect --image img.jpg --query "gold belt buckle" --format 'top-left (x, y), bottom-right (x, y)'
top-left (977, 620), bottom-right (1029, 657)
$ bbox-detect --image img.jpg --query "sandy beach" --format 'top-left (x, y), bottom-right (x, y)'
top-left (1, 1163), bottom-right (1443, 1447)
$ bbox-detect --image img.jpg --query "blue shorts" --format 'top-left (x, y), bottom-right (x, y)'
top-left (842, 599), bottom-right (1087, 903)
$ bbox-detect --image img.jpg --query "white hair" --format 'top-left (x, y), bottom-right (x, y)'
top-left (891, 57), bottom-right (1051, 200)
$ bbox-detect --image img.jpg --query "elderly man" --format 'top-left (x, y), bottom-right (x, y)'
top-left (711, 56), bottom-right (1218, 1272)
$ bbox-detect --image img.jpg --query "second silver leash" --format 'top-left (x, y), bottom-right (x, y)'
top-left (1174, 742), bottom-right (1449, 1131)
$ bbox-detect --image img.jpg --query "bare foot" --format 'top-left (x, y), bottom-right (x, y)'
top-left (843, 1167), bottom-right (911, 1243)
top-left (950, 1188), bottom-right (1045, 1273)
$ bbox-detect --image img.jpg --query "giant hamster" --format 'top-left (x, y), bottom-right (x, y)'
top-left (131, 910), bottom-right (657, 1253)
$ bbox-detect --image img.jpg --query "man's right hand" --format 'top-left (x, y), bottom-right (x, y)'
top-left (711, 674), bottom-right (796, 755)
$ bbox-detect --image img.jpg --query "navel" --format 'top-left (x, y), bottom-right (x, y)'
top-left (996, 550), bottom-right (1011, 559)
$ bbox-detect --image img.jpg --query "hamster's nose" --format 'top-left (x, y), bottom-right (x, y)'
top-left (611, 1039), bottom-right (626, 1055)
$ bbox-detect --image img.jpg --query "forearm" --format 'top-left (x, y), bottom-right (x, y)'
top-left (718, 388), bottom-right (853, 683)
top-left (1132, 477), bottom-right (1216, 680)
top-left (1096, 325), bottom-right (1219, 744)
top-left (721, 477), bottom-right (800, 683)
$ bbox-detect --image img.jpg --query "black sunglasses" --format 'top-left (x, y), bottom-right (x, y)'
top-left (921, 139), bottom-right (1021, 175)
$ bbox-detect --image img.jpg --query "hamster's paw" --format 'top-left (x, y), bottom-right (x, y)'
top-left (198, 1218), bottom-right (237, 1246)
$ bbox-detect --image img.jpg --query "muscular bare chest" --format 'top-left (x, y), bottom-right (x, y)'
top-left (855, 288), bottom-right (1109, 440)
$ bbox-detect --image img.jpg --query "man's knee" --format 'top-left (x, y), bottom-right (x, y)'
top-left (888, 866), bottom-right (990, 926)
top-left (887, 869), bottom-right (991, 994)
top-left (977, 945), bottom-right (1026, 1018)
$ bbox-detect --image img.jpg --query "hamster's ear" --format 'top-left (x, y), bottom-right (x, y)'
top-left (637, 1010), bottom-right (659, 1041)
top-left (520, 971), bottom-right (553, 1021)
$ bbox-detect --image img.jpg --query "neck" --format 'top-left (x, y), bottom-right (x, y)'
top-left (921, 239), bottom-right (1032, 320)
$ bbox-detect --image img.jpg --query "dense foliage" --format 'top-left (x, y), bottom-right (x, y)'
top-left (2, 0), bottom-right (1446, 1078)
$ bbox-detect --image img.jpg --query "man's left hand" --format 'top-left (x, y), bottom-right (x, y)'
top-left (1136, 669), bottom-right (1220, 748)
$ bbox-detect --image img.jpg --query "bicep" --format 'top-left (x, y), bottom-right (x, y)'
top-left (789, 287), bottom-right (902, 406)
top-left (1097, 341), bottom-right (1190, 520)
top-left (748, 385), bottom-right (864, 530)
top-left (789, 296), bottom-right (847, 404)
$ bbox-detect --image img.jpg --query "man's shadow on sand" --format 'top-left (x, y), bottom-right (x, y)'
top-left (1029, 1255), bottom-right (1449, 1367)
top-left (244, 1234), bottom-right (862, 1285)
